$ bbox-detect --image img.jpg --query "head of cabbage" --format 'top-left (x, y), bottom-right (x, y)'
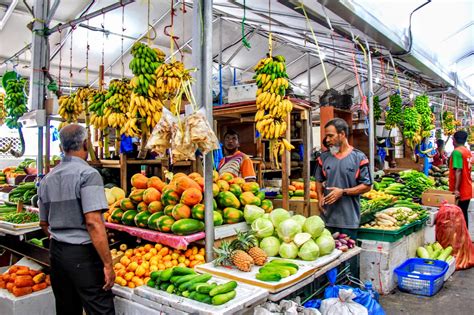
top-left (277, 218), bottom-right (302, 243)
top-left (298, 239), bottom-right (320, 261)
top-left (259, 236), bottom-right (280, 257)
top-left (291, 214), bottom-right (306, 227)
top-left (302, 216), bottom-right (325, 239)
top-left (279, 241), bottom-right (299, 259)
top-left (269, 208), bottom-right (291, 227)
top-left (251, 217), bottom-right (274, 238)
top-left (244, 205), bottom-right (265, 224)
top-left (315, 235), bottom-right (335, 256)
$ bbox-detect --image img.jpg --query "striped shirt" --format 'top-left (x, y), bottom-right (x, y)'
top-left (218, 151), bottom-right (256, 181)
top-left (38, 156), bottom-right (108, 244)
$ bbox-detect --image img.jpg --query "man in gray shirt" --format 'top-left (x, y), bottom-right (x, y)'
top-left (38, 124), bottom-right (115, 315)
top-left (316, 118), bottom-right (372, 239)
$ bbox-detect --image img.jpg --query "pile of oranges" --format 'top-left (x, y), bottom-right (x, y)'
top-left (114, 243), bottom-right (205, 288)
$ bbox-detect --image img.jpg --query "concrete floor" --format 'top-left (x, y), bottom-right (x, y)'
top-left (380, 267), bottom-right (474, 315)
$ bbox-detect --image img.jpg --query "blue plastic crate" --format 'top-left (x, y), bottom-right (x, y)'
top-left (394, 258), bottom-right (448, 296)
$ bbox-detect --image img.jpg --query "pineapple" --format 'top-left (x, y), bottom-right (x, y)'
top-left (232, 231), bottom-right (268, 266)
top-left (214, 240), bottom-right (254, 272)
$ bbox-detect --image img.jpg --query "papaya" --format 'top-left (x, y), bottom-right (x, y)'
top-left (164, 205), bottom-right (175, 216)
top-left (213, 211), bottom-right (223, 226)
top-left (191, 204), bottom-right (205, 220)
top-left (129, 189), bottom-right (145, 203)
top-left (288, 185), bottom-right (296, 191)
top-left (188, 172), bottom-right (202, 181)
top-left (148, 200), bottom-right (163, 214)
top-left (240, 191), bottom-right (261, 206)
top-left (219, 172), bottom-right (234, 182)
top-left (256, 190), bottom-right (265, 201)
top-left (241, 182), bottom-right (260, 194)
top-left (218, 191), bottom-right (240, 209)
top-left (143, 187), bottom-right (161, 204)
top-left (293, 190), bottom-right (304, 197)
top-left (180, 188), bottom-right (203, 207)
top-left (161, 189), bottom-right (180, 207)
top-left (110, 208), bottom-right (124, 223)
top-left (291, 181), bottom-right (304, 190)
top-left (260, 199), bottom-right (273, 213)
top-left (122, 210), bottom-right (138, 226)
top-left (310, 191), bottom-right (318, 199)
top-left (223, 208), bottom-right (244, 224)
top-left (212, 183), bottom-right (220, 197)
top-left (213, 170), bottom-right (219, 182)
top-left (120, 198), bottom-right (135, 211)
top-left (172, 176), bottom-right (202, 194)
top-left (310, 181), bottom-right (316, 192)
top-left (229, 177), bottom-right (245, 186)
top-left (217, 180), bottom-right (230, 192)
top-left (131, 174), bottom-right (148, 189)
top-left (148, 212), bottom-right (164, 230)
top-left (172, 204), bottom-right (192, 220)
top-left (171, 219), bottom-right (205, 235)
top-left (195, 176), bottom-right (205, 190)
top-left (229, 184), bottom-right (242, 197)
top-left (156, 215), bottom-right (175, 233)
top-left (147, 176), bottom-right (165, 192)
top-left (134, 211), bottom-right (152, 228)
top-left (137, 202), bottom-right (148, 212)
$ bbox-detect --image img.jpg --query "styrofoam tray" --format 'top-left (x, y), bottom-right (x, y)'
top-left (195, 249), bottom-right (342, 293)
top-left (0, 220), bottom-right (39, 230)
top-left (112, 284), bottom-right (135, 300)
top-left (134, 276), bottom-right (268, 315)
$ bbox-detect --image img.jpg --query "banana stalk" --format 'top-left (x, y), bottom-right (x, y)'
top-left (115, 129), bottom-right (121, 156)
top-left (9, 127), bottom-right (25, 158)
top-left (84, 97), bottom-right (97, 161)
top-left (137, 120), bottom-right (148, 159)
top-left (103, 128), bottom-right (110, 159)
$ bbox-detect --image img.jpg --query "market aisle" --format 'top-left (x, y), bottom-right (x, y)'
top-left (379, 268), bottom-right (474, 315)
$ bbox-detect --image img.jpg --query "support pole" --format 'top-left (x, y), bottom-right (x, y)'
top-left (30, 0), bottom-right (49, 176)
top-left (366, 40), bottom-right (375, 178)
top-left (303, 53), bottom-right (312, 215)
top-left (193, 0), bottom-right (214, 263)
top-left (219, 16), bottom-right (223, 105)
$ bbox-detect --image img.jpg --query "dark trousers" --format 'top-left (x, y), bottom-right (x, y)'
top-left (328, 227), bottom-right (359, 279)
top-left (458, 199), bottom-right (471, 228)
top-left (50, 239), bottom-right (114, 315)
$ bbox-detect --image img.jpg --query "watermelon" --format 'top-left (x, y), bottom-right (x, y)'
top-left (148, 212), bottom-right (164, 230)
top-left (134, 211), bottom-right (152, 228)
top-left (156, 215), bottom-right (175, 233)
top-left (171, 219), bottom-right (205, 235)
top-left (121, 210), bottom-right (138, 226)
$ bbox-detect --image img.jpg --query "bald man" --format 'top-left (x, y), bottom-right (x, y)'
top-left (38, 124), bottom-right (115, 315)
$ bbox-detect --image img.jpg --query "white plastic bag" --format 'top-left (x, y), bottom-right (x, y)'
top-left (320, 289), bottom-right (368, 315)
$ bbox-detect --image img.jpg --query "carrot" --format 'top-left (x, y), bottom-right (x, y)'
top-left (10, 273), bottom-right (17, 281)
top-left (14, 276), bottom-right (35, 288)
top-left (6, 282), bottom-right (14, 292)
top-left (8, 266), bottom-right (19, 274)
top-left (16, 269), bottom-right (31, 276)
top-left (0, 280), bottom-right (5, 289)
top-left (32, 282), bottom-right (47, 292)
top-left (12, 286), bottom-right (32, 297)
top-left (45, 275), bottom-right (51, 286)
top-left (29, 270), bottom-right (40, 277)
top-left (2, 274), bottom-right (10, 282)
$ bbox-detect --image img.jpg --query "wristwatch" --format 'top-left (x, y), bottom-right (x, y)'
top-left (342, 189), bottom-right (347, 196)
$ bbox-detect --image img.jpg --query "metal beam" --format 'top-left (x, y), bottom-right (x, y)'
top-left (224, 26), bottom-right (259, 66)
top-left (366, 40), bottom-right (375, 178)
top-left (311, 67), bottom-right (342, 93)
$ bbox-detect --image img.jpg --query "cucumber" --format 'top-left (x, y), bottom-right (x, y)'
top-left (258, 267), bottom-right (290, 278)
top-left (190, 292), bottom-right (212, 304)
top-left (147, 279), bottom-right (156, 287)
top-left (160, 267), bottom-right (175, 281)
top-left (211, 290), bottom-right (236, 305)
top-left (209, 281), bottom-right (238, 297)
top-left (263, 264), bottom-right (298, 275)
top-left (182, 290), bottom-right (191, 298)
top-left (166, 284), bottom-right (175, 294)
top-left (256, 272), bottom-right (282, 282)
top-left (179, 274), bottom-right (212, 291)
top-left (150, 271), bottom-right (162, 281)
top-left (174, 274), bottom-right (200, 286)
top-left (196, 283), bottom-right (217, 294)
top-left (173, 267), bottom-right (196, 275)
top-left (170, 275), bottom-right (182, 283)
top-left (159, 282), bottom-right (170, 290)
top-left (266, 260), bottom-right (299, 270)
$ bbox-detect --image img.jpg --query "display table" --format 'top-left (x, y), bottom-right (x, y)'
top-left (0, 286), bottom-right (55, 315)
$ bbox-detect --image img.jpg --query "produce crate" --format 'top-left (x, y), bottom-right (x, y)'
top-left (357, 225), bottom-right (409, 242)
top-left (394, 258), bottom-right (448, 297)
top-left (413, 217), bottom-right (428, 232)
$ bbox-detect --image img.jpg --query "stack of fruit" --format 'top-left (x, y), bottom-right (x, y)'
top-left (58, 93), bottom-right (83, 130)
top-left (4, 77), bottom-right (28, 129)
top-left (414, 95), bottom-right (435, 138)
top-left (429, 165), bottom-right (449, 190)
top-left (416, 242), bottom-right (454, 262)
top-left (155, 61), bottom-right (191, 101)
top-left (360, 206), bottom-right (427, 230)
top-left (253, 55), bottom-right (294, 166)
top-left (0, 265), bottom-right (50, 297)
top-left (362, 189), bottom-right (397, 201)
top-left (385, 93), bottom-right (403, 130)
top-left (276, 180), bottom-right (318, 200)
top-left (442, 111), bottom-right (458, 136)
top-left (0, 170), bottom-right (6, 185)
top-left (104, 172), bottom-right (272, 235)
top-left (113, 243), bottom-right (205, 288)
top-left (122, 43), bottom-right (165, 138)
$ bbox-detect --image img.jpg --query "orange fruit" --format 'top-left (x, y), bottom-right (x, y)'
top-left (144, 244), bottom-right (153, 252)
top-left (127, 262), bottom-right (138, 272)
top-left (124, 272), bottom-right (134, 281)
top-left (127, 282), bottom-right (136, 289)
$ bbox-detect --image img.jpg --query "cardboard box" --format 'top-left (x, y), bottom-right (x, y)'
top-left (271, 199), bottom-right (320, 217)
top-left (421, 189), bottom-right (456, 207)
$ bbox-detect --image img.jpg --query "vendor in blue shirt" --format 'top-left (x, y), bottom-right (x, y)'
top-left (316, 118), bottom-right (372, 240)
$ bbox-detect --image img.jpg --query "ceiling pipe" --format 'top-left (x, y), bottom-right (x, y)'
top-left (0, 0), bottom-right (19, 31)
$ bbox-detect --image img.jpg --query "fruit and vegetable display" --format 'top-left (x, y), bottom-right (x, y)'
top-left (1, 211), bottom-right (39, 224)
top-left (0, 170), bottom-right (6, 185)
top-left (146, 267), bottom-right (238, 306)
top-left (360, 206), bottom-right (427, 230)
top-left (0, 204), bottom-right (17, 220)
top-left (1, 166), bottom-right (26, 182)
top-left (104, 172), bottom-right (272, 236)
top-left (104, 186), bottom-right (126, 206)
top-left (275, 180), bottom-right (318, 200)
top-left (429, 165), bottom-right (449, 191)
top-left (332, 232), bottom-right (356, 252)
top-left (113, 243), bottom-right (205, 288)
top-left (373, 170), bottom-right (434, 200)
top-left (0, 265), bottom-right (50, 297)
top-left (3, 77), bottom-right (28, 129)
top-left (8, 182), bottom-right (37, 204)
top-left (103, 79), bottom-right (132, 130)
top-left (416, 242), bottom-right (453, 263)
top-left (254, 55), bottom-right (294, 168)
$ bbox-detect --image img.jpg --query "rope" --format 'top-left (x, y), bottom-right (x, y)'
top-left (69, 29), bottom-right (74, 92)
top-left (268, 0), bottom-right (272, 57)
top-left (240, 0), bottom-right (251, 49)
top-left (164, 0), bottom-right (182, 62)
top-left (58, 29), bottom-right (62, 90)
top-left (121, 5), bottom-right (125, 79)
top-left (298, 2), bottom-right (330, 90)
top-left (86, 20), bottom-right (89, 84)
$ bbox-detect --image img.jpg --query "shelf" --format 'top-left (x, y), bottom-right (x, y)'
top-left (126, 159), bottom-right (164, 165)
top-left (262, 167), bottom-right (302, 173)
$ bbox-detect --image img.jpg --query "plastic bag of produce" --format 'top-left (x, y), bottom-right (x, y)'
top-left (435, 202), bottom-right (474, 270)
top-left (146, 107), bottom-right (176, 156)
top-left (320, 289), bottom-right (368, 315)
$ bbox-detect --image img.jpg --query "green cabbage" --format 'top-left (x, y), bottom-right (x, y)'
top-left (244, 205), bottom-right (265, 224)
top-left (315, 235), bottom-right (335, 256)
top-left (269, 208), bottom-right (291, 227)
top-left (279, 241), bottom-right (299, 259)
top-left (298, 239), bottom-right (320, 261)
top-left (294, 232), bottom-right (312, 247)
top-left (251, 217), bottom-right (274, 238)
top-left (303, 216), bottom-right (325, 239)
top-left (320, 228), bottom-right (332, 238)
top-left (291, 214), bottom-right (306, 226)
top-left (277, 218), bottom-right (302, 243)
top-left (259, 236), bottom-right (281, 257)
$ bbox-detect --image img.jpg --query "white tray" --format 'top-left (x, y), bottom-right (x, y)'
top-left (134, 276), bottom-right (268, 315)
top-left (0, 220), bottom-right (39, 230)
top-left (195, 249), bottom-right (342, 293)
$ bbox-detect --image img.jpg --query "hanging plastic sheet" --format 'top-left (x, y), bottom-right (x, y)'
top-left (120, 135), bottom-right (134, 154)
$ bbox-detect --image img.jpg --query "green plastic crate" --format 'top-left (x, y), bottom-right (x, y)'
top-left (357, 224), bottom-right (409, 242)
top-left (413, 217), bottom-right (429, 232)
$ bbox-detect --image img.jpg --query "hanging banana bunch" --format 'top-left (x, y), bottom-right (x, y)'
top-left (414, 95), bottom-right (435, 138)
top-left (104, 79), bottom-right (131, 129)
top-left (385, 94), bottom-right (403, 130)
top-left (88, 90), bottom-right (108, 130)
top-left (4, 78), bottom-right (28, 129)
top-left (124, 42), bottom-right (166, 138)
top-left (253, 55), bottom-right (294, 168)
top-left (0, 93), bottom-right (6, 126)
top-left (155, 61), bottom-right (192, 104)
top-left (403, 106), bottom-right (422, 150)
top-left (442, 111), bottom-right (456, 136)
